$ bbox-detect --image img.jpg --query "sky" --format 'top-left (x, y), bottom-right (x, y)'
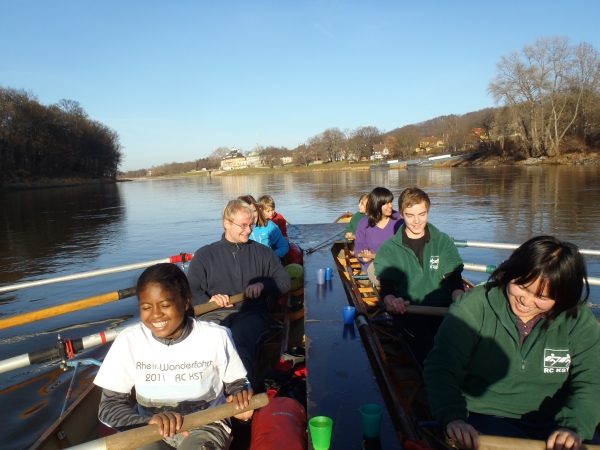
top-left (2, 1), bottom-right (600, 171)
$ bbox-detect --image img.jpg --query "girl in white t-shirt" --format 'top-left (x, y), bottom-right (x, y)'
top-left (94, 263), bottom-right (253, 450)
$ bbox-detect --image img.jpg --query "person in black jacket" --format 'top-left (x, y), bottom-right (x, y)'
top-left (187, 199), bottom-right (291, 382)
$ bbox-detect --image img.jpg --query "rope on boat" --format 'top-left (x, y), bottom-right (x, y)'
top-left (454, 239), bottom-right (600, 256)
top-left (0, 253), bottom-right (195, 294)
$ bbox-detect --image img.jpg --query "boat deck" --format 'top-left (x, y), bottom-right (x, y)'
top-left (290, 224), bottom-right (401, 449)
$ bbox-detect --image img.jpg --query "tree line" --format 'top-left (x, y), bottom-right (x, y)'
top-left (128, 37), bottom-right (599, 177)
top-left (0, 87), bottom-right (122, 182)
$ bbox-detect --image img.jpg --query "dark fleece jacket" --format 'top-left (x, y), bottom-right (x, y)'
top-left (187, 235), bottom-right (291, 313)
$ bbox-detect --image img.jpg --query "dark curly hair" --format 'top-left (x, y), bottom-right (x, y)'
top-left (136, 263), bottom-right (195, 318)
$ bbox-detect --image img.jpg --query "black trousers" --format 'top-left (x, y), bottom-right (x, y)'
top-left (392, 313), bottom-right (444, 372)
top-left (199, 309), bottom-right (270, 384)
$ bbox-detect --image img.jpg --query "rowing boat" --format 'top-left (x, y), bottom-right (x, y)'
top-left (330, 227), bottom-right (600, 449)
top-left (27, 293), bottom-right (304, 450)
top-left (331, 239), bottom-right (473, 449)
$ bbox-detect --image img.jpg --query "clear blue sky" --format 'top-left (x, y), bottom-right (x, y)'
top-left (2, 0), bottom-right (599, 171)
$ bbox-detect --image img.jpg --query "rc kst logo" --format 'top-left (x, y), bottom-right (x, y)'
top-left (543, 349), bottom-right (571, 373)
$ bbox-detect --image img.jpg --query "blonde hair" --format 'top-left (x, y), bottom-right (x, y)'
top-left (222, 199), bottom-right (254, 225)
top-left (258, 195), bottom-right (275, 210)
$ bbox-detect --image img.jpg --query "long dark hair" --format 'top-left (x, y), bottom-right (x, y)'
top-left (136, 263), bottom-right (195, 318)
top-left (366, 187), bottom-right (396, 227)
top-left (487, 235), bottom-right (589, 324)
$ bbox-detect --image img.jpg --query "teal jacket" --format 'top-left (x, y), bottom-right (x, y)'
top-left (374, 223), bottom-right (463, 307)
top-left (423, 284), bottom-right (600, 439)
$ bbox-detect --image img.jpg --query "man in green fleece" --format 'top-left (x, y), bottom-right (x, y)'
top-left (423, 236), bottom-right (600, 449)
top-left (374, 187), bottom-right (464, 369)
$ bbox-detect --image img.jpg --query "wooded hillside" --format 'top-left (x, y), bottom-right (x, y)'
top-left (0, 87), bottom-right (122, 183)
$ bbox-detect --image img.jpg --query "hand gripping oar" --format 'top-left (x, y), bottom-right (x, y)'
top-left (67, 393), bottom-right (269, 450)
top-left (193, 293), bottom-right (246, 316)
top-left (386, 305), bottom-right (449, 316)
top-left (476, 435), bottom-right (600, 450)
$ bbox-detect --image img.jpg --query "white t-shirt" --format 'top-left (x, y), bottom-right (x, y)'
top-left (94, 319), bottom-right (247, 417)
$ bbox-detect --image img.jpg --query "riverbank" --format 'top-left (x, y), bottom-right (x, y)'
top-left (438, 150), bottom-right (600, 167)
top-left (1, 176), bottom-right (120, 191)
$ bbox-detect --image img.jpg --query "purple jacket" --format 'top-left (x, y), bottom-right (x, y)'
top-left (354, 213), bottom-right (403, 268)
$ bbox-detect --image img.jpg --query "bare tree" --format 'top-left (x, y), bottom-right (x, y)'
top-left (209, 146), bottom-right (229, 168)
top-left (320, 127), bottom-right (345, 161)
top-left (383, 135), bottom-right (400, 158)
top-left (488, 36), bottom-right (600, 156)
top-left (395, 126), bottom-right (420, 159)
top-left (293, 144), bottom-right (312, 166)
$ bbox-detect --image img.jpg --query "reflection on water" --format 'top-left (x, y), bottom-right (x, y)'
top-left (0, 166), bottom-right (600, 449)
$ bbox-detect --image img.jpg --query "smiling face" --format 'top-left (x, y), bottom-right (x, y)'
top-left (223, 210), bottom-right (254, 244)
top-left (401, 201), bottom-right (429, 238)
top-left (139, 282), bottom-right (189, 339)
top-left (507, 277), bottom-right (556, 323)
top-left (381, 200), bottom-right (393, 218)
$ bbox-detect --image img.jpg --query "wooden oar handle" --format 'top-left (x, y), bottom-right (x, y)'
top-left (357, 251), bottom-right (376, 259)
top-left (385, 305), bottom-right (448, 316)
top-left (101, 393), bottom-right (269, 450)
top-left (478, 434), bottom-right (600, 450)
top-left (193, 293), bottom-right (246, 316)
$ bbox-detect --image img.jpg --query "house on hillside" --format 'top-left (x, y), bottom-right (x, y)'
top-left (281, 156), bottom-right (293, 165)
top-left (471, 127), bottom-right (490, 142)
top-left (220, 148), bottom-right (247, 170)
top-left (246, 149), bottom-right (262, 167)
top-left (416, 136), bottom-right (443, 153)
top-left (371, 143), bottom-right (390, 160)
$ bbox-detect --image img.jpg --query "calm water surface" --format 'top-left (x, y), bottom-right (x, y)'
top-left (1, 166), bottom-right (600, 449)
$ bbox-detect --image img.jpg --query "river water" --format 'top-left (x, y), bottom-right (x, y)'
top-left (1, 166), bottom-right (600, 449)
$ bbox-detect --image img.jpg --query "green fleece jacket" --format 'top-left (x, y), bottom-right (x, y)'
top-left (373, 223), bottom-right (463, 306)
top-left (344, 211), bottom-right (366, 240)
top-left (423, 284), bottom-right (600, 440)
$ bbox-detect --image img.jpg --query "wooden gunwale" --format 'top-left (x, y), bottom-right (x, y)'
top-left (331, 240), bottom-right (454, 449)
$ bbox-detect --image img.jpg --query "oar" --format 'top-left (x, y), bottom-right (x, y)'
top-left (0, 293), bottom-right (248, 374)
top-left (385, 305), bottom-right (448, 316)
top-left (306, 229), bottom-right (345, 254)
top-left (0, 287), bottom-right (136, 331)
top-left (193, 293), bottom-right (246, 316)
top-left (0, 253), bottom-right (194, 294)
top-left (477, 435), bottom-right (600, 450)
top-left (357, 254), bottom-right (600, 287)
top-left (0, 328), bottom-right (124, 375)
top-left (67, 393), bottom-right (269, 450)
top-left (454, 239), bottom-right (600, 256)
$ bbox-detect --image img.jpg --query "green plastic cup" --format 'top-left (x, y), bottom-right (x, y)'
top-left (360, 404), bottom-right (383, 438)
top-left (309, 416), bottom-right (333, 450)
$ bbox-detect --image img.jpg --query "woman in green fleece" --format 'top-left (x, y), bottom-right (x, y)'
top-left (423, 236), bottom-right (600, 450)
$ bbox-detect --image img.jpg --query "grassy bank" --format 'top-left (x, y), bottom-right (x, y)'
top-left (439, 150), bottom-right (600, 167)
top-left (154, 161), bottom-right (374, 179)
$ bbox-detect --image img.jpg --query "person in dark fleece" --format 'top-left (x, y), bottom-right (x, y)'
top-left (187, 199), bottom-right (291, 383)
